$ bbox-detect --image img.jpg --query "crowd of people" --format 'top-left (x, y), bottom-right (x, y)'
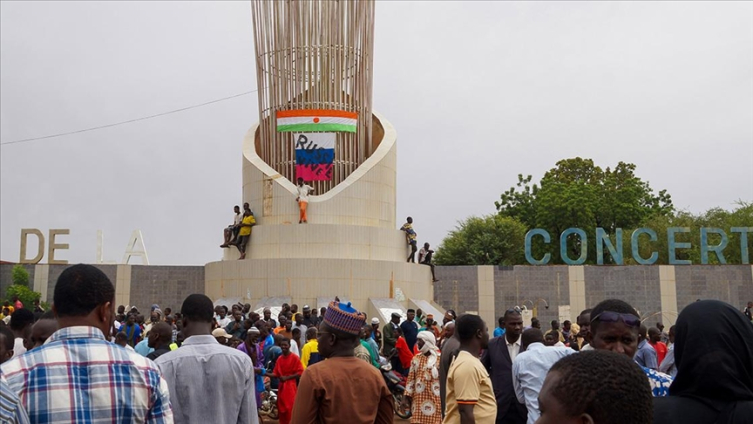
top-left (0, 263), bottom-right (751, 424)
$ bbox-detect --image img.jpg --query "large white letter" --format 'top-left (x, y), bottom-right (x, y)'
top-left (47, 229), bottom-right (70, 265)
top-left (122, 230), bottom-right (150, 265)
top-left (19, 229), bottom-right (45, 264)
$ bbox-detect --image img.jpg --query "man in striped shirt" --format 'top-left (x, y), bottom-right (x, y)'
top-left (0, 264), bottom-right (173, 423)
top-left (0, 379), bottom-right (29, 424)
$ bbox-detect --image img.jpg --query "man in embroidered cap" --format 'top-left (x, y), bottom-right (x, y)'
top-left (291, 301), bottom-right (394, 424)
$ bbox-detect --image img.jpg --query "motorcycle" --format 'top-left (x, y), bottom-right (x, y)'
top-left (380, 353), bottom-right (411, 419)
top-left (259, 361), bottom-right (279, 420)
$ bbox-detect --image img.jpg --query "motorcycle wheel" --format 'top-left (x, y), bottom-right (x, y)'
top-left (393, 393), bottom-right (412, 419)
top-left (269, 406), bottom-right (279, 421)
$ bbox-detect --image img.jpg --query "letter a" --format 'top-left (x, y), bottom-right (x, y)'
top-left (122, 230), bottom-right (150, 265)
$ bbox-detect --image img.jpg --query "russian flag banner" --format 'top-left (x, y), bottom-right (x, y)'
top-left (294, 133), bottom-right (335, 181)
top-left (277, 109), bottom-right (358, 133)
top-left (295, 164), bottom-right (333, 181)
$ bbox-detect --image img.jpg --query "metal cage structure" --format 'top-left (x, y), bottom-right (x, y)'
top-left (251, 0), bottom-right (376, 193)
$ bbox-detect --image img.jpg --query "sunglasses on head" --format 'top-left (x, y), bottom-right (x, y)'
top-left (590, 311), bottom-right (641, 328)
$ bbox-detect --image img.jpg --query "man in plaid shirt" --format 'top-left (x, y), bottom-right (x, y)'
top-left (0, 264), bottom-right (173, 423)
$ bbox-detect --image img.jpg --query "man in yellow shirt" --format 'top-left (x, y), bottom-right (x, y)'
top-left (235, 211), bottom-right (256, 260)
top-left (445, 314), bottom-right (496, 424)
top-left (300, 327), bottom-right (322, 369)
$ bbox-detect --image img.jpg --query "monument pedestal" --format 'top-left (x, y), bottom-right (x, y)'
top-left (206, 257), bottom-right (433, 315)
top-left (205, 112), bottom-right (437, 318)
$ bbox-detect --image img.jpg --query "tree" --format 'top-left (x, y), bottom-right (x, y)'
top-left (497, 158), bottom-right (674, 264)
top-left (697, 201), bottom-right (753, 264)
top-left (11, 265), bottom-right (30, 287)
top-left (433, 215), bottom-right (527, 266)
top-left (5, 285), bottom-right (40, 310)
top-left (632, 202), bottom-right (753, 265)
top-left (6, 264), bottom-right (41, 308)
top-left (494, 174), bottom-right (539, 229)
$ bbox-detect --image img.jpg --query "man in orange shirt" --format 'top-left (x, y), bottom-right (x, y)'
top-left (273, 315), bottom-right (287, 334)
top-left (274, 316), bottom-right (293, 340)
top-left (648, 326), bottom-right (668, 365)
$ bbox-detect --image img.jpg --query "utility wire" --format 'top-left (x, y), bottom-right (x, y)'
top-left (0, 89), bottom-right (258, 146)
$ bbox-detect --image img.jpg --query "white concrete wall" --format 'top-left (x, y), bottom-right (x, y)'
top-left (241, 111), bottom-right (397, 228)
top-left (205, 258), bottom-right (433, 314)
top-left (222, 224), bottom-right (412, 262)
top-left (206, 112), bottom-right (435, 312)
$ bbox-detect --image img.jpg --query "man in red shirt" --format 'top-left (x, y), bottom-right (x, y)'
top-left (394, 327), bottom-right (413, 375)
top-left (648, 326), bottom-right (668, 365)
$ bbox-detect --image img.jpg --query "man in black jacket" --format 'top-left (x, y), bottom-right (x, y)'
top-left (481, 308), bottom-right (527, 424)
top-left (399, 309), bottom-right (419, 352)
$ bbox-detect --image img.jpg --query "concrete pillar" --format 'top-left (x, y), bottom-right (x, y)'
top-left (33, 264), bottom-right (49, 303)
top-left (478, 266), bottom-right (495, 328)
top-left (568, 265), bottom-right (586, 322)
top-left (659, 265), bottom-right (679, 325)
top-left (115, 264), bottom-right (132, 308)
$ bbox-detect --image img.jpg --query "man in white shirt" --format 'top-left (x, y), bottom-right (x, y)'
top-left (9, 309), bottom-right (34, 358)
top-left (296, 177), bottom-right (314, 224)
top-left (513, 328), bottom-right (576, 423)
top-left (115, 332), bottom-right (136, 351)
top-left (418, 242), bottom-right (438, 282)
top-left (214, 306), bottom-right (231, 329)
top-left (156, 294), bottom-right (256, 424)
top-left (290, 328), bottom-right (301, 356)
top-left (143, 310), bottom-right (162, 337)
top-left (221, 205), bottom-right (242, 248)
top-left (292, 314), bottom-right (308, 348)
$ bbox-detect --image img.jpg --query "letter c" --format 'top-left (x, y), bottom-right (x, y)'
top-left (526, 229), bottom-right (551, 265)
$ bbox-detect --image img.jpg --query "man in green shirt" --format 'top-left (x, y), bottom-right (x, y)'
top-left (360, 325), bottom-right (380, 368)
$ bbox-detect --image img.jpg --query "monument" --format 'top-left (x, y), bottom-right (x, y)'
top-left (204, 0), bottom-right (440, 320)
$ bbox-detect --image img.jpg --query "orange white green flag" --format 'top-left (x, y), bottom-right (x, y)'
top-left (276, 109), bottom-right (358, 133)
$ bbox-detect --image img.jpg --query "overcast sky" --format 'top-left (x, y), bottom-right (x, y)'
top-left (2, 1), bottom-right (752, 266)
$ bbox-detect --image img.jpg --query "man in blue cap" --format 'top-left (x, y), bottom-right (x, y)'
top-left (292, 301), bottom-right (393, 423)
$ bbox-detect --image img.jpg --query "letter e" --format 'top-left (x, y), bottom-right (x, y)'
top-left (47, 229), bottom-right (70, 265)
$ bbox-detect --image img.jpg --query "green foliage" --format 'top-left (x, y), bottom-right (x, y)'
top-left (11, 265), bottom-right (30, 287)
top-left (494, 174), bottom-right (539, 229)
top-left (496, 158), bottom-right (674, 264)
top-left (5, 265), bottom-right (42, 309)
top-left (630, 202), bottom-right (753, 265)
top-left (5, 284), bottom-right (40, 310)
top-left (434, 215), bottom-right (527, 266)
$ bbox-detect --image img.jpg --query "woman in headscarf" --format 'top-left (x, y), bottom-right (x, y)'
top-left (401, 330), bottom-right (442, 424)
top-left (653, 300), bottom-right (753, 423)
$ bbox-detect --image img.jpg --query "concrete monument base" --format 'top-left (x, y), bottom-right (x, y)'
top-left (205, 258), bottom-right (435, 319)
top-left (204, 111), bottom-right (442, 319)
